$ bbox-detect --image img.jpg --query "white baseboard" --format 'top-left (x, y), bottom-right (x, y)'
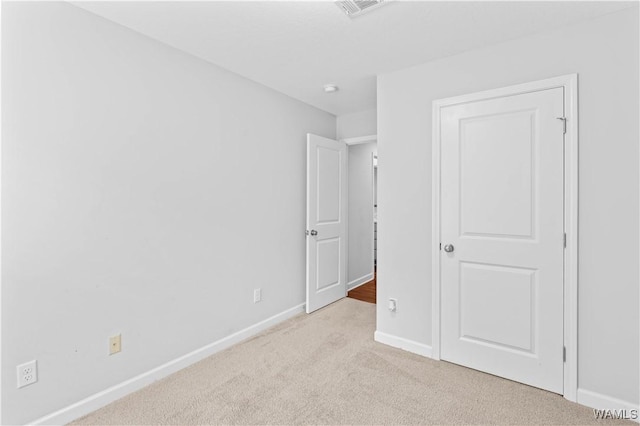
top-left (374, 330), bottom-right (433, 358)
top-left (577, 388), bottom-right (639, 422)
top-left (348, 272), bottom-right (374, 290)
top-left (30, 303), bottom-right (306, 426)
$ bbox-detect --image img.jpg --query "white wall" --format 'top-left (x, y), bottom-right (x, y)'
top-left (347, 142), bottom-right (376, 288)
top-left (377, 7), bottom-right (639, 408)
top-left (337, 109), bottom-right (376, 140)
top-left (1, 3), bottom-right (335, 424)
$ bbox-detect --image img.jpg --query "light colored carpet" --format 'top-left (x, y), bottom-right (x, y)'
top-left (72, 298), bottom-right (625, 425)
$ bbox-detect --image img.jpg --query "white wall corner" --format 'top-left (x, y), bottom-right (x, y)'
top-left (29, 303), bottom-right (306, 426)
top-left (374, 331), bottom-right (433, 358)
top-left (577, 388), bottom-right (640, 422)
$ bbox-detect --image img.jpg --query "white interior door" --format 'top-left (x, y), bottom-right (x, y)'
top-left (439, 88), bottom-right (565, 393)
top-left (306, 133), bottom-right (347, 313)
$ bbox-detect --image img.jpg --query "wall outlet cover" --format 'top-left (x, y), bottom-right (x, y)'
top-left (17, 360), bottom-right (38, 388)
top-left (109, 334), bottom-right (122, 355)
top-left (388, 298), bottom-right (397, 312)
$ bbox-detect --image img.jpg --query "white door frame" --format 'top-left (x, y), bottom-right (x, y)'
top-left (431, 74), bottom-right (578, 401)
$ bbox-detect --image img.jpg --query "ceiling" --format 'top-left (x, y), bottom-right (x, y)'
top-left (72, 1), bottom-right (636, 116)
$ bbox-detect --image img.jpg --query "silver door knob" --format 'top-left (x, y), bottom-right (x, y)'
top-left (444, 244), bottom-right (454, 253)
top-left (310, 230), bottom-right (318, 236)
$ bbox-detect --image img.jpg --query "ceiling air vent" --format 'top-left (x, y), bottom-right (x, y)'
top-left (336, 0), bottom-right (389, 18)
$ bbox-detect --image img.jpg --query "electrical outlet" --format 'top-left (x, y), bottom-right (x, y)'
top-left (388, 298), bottom-right (397, 312)
top-left (253, 288), bottom-right (262, 303)
top-left (17, 360), bottom-right (38, 388)
top-left (109, 334), bottom-right (121, 355)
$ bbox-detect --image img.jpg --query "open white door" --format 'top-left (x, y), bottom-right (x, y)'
top-left (306, 133), bottom-right (348, 313)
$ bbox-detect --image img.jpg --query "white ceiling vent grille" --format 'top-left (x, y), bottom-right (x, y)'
top-left (336, 0), bottom-right (389, 18)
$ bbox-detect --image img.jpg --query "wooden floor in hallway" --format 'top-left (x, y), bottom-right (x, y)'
top-left (347, 272), bottom-right (376, 304)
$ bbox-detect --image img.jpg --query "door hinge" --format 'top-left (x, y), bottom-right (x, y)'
top-left (563, 346), bottom-right (566, 362)
top-left (556, 117), bottom-right (567, 134)
top-left (306, 230), bottom-right (309, 236)
top-left (439, 243), bottom-right (442, 251)
top-left (563, 233), bottom-right (567, 248)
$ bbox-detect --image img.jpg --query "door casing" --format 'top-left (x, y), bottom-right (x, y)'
top-left (431, 74), bottom-right (578, 402)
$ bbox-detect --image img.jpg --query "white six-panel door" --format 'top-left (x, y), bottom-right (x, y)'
top-left (306, 134), bottom-right (348, 313)
top-left (439, 88), bottom-right (565, 393)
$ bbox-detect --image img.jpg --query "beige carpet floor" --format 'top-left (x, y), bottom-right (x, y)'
top-left (73, 298), bottom-right (626, 425)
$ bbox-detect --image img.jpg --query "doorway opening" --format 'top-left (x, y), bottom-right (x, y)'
top-left (305, 133), bottom-right (377, 312)
top-left (347, 148), bottom-right (377, 305)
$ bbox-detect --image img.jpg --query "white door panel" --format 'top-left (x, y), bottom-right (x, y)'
top-left (440, 88), bottom-right (564, 393)
top-left (460, 262), bottom-right (536, 352)
top-left (316, 146), bottom-right (341, 223)
top-left (460, 111), bottom-right (535, 238)
top-left (306, 134), bottom-right (347, 313)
